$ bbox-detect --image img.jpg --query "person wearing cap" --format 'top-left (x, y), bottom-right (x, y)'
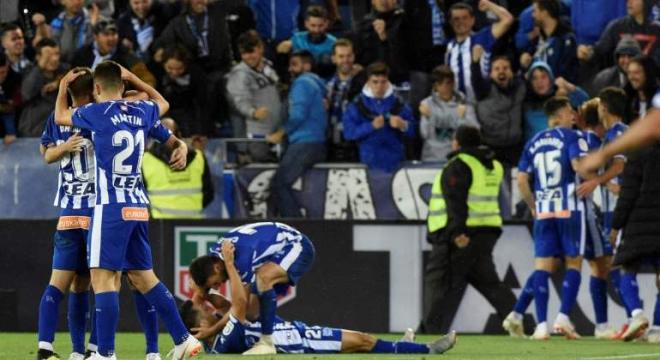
top-left (72, 18), bottom-right (156, 87)
top-left (589, 35), bottom-right (642, 96)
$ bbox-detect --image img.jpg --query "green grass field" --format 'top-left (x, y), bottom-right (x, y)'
top-left (2, 333), bottom-right (660, 360)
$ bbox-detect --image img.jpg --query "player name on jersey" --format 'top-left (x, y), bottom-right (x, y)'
top-left (110, 113), bottom-right (144, 126)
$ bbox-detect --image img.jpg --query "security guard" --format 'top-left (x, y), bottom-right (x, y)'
top-left (142, 118), bottom-right (214, 218)
top-left (420, 125), bottom-right (517, 334)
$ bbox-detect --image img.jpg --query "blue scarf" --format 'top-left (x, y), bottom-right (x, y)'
top-left (428, 0), bottom-right (446, 46)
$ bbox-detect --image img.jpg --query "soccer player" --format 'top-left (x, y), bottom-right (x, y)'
top-left (189, 222), bottom-right (315, 355)
top-left (516, 96), bottom-right (588, 340)
top-left (182, 241), bottom-right (456, 355)
top-left (54, 62), bottom-right (201, 360)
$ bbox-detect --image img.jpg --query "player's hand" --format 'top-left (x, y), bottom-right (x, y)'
top-left (609, 229), bottom-right (619, 248)
top-left (577, 178), bottom-right (599, 198)
top-left (191, 324), bottom-right (215, 340)
top-left (578, 151), bottom-right (608, 177)
top-left (63, 133), bottom-right (85, 153)
top-left (419, 103), bottom-right (431, 118)
top-left (119, 64), bottom-right (135, 82)
top-left (389, 115), bottom-right (407, 130)
top-left (373, 19), bottom-right (387, 41)
top-left (60, 69), bottom-right (83, 89)
top-left (454, 234), bottom-right (470, 248)
top-left (606, 181), bottom-right (621, 195)
top-left (169, 143), bottom-right (188, 170)
top-left (253, 106), bottom-right (269, 120)
top-left (221, 241), bottom-right (235, 265)
top-left (372, 115), bottom-right (385, 129)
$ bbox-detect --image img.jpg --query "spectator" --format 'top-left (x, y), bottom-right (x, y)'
top-left (0, 52), bottom-right (21, 145)
top-left (520, 0), bottom-right (578, 83)
top-left (589, 35), bottom-right (642, 96)
top-left (277, 5), bottom-right (337, 78)
top-left (419, 65), bottom-right (478, 162)
top-left (1, 23), bottom-right (32, 75)
top-left (514, 1), bottom-right (571, 53)
top-left (624, 55), bottom-right (659, 121)
top-left (572, 0), bottom-right (626, 46)
top-left (71, 19), bottom-right (156, 86)
top-left (18, 39), bottom-right (65, 137)
top-left (226, 30), bottom-right (282, 162)
top-left (117, 0), bottom-right (177, 61)
top-left (343, 62), bottom-right (416, 172)
top-left (142, 117), bottom-right (214, 219)
top-left (353, 0), bottom-right (409, 85)
top-left (158, 45), bottom-right (209, 138)
top-left (271, 51), bottom-right (327, 217)
top-left (523, 61), bottom-right (589, 142)
top-left (249, 0), bottom-right (300, 55)
top-left (581, 0), bottom-right (660, 69)
top-left (472, 48), bottom-right (526, 167)
top-left (326, 39), bottom-right (365, 162)
top-left (445, 1), bottom-right (513, 103)
top-left (32, 0), bottom-right (95, 65)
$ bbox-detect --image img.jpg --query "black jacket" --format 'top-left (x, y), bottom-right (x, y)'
top-left (116, 1), bottom-right (179, 58)
top-left (158, 64), bottom-right (209, 137)
top-left (612, 145), bottom-right (660, 266)
top-left (434, 145), bottom-right (502, 243)
top-left (402, 0), bottom-right (447, 72)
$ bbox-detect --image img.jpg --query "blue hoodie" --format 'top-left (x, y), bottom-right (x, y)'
top-left (572, 0), bottom-right (627, 45)
top-left (249, 0), bottom-right (299, 41)
top-left (286, 72), bottom-right (328, 144)
top-left (342, 85), bottom-right (416, 172)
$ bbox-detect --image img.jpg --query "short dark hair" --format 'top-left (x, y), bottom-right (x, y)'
top-left (68, 67), bottom-right (94, 99)
top-left (305, 5), bottom-right (328, 20)
top-left (0, 23), bottom-right (21, 38)
top-left (290, 50), bottom-right (314, 65)
top-left (179, 300), bottom-right (199, 333)
top-left (93, 60), bottom-right (123, 91)
top-left (598, 87), bottom-right (628, 119)
top-left (35, 38), bottom-right (58, 55)
top-left (455, 125), bottom-right (481, 148)
top-left (544, 96), bottom-right (571, 118)
top-left (332, 38), bottom-right (353, 54)
top-left (189, 255), bottom-right (220, 288)
top-left (533, 0), bottom-right (561, 19)
top-left (449, 2), bottom-right (474, 17)
top-left (491, 54), bottom-right (513, 67)
top-left (162, 45), bottom-right (191, 66)
top-left (431, 65), bottom-right (455, 84)
top-left (366, 62), bottom-right (390, 79)
top-left (237, 30), bottom-right (263, 53)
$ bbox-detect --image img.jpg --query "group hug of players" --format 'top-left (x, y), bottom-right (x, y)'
top-left (502, 88), bottom-right (660, 342)
top-left (35, 62), bottom-right (457, 360)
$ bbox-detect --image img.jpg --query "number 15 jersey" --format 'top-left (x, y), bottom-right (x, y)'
top-left (72, 100), bottom-right (172, 206)
top-left (518, 127), bottom-right (587, 218)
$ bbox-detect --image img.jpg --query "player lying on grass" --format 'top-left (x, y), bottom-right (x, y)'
top-left (182, 241), bottom-right (457, 355)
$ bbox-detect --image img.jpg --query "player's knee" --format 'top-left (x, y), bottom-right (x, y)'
top-left (127, 270), bottom-right (159, 293)
top-left (565, 256), bottom-right (582, 270)
top-left (49, 270), bottom-right (75, 293)
top-left (70, 275), bottom-right (91, 293)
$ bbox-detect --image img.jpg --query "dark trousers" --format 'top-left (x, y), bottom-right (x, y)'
top-left (420, 230), bottom-right (516, 334)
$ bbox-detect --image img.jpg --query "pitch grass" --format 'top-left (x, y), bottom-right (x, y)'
top-left (2, 333), bottom-right (660, 360)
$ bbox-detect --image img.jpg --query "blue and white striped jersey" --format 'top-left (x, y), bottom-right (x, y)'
top-left (518, 127), bottom-right (587, 218)
top-left (41, 113), bottom-right (96, 210)
top-left (601, 122), bottom-right (628, 213)
top-left (71, 100), bottom-right (171, 206)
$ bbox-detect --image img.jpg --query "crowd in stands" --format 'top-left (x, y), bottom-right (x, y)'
top-left (2, 0), bottom-right (660, 207)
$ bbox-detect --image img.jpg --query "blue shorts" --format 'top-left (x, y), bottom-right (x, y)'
top-left (52, 208), bottom-right (93, 274)
top-left (271, 236), bottom-right (315, 286)
top-left (534, 211), bottom-right (585, 258)
top-left (602, 211), bottom-right (614, 238)
top-left (87, 204), bottom-right (152, 271)
top-left (583, 200), bottom-right (613, 260)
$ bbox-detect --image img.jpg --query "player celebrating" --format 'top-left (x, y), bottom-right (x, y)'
top-left (515, 96), bottom-right (588, 340)
top-left (54, 62), bottom-right (201, 360)
top-left (189, 222), bottom-right (315, 355)
top-left (183, 241), bottom-right (456, 355)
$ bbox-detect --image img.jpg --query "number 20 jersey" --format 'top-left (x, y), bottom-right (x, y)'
top-left (41, 113), bottom-right (96, 210)
top-left (72, 100), bottom-right (171, 206)
top-left (518, 127), bottom-right (587, 218)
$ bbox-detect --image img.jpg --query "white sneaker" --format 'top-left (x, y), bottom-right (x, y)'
top-left (646, 328), bottom-right (660, 343)
top-left (428, 331), bottom-right (457, 354)
top-left (594, 325), bottom-right (618, 340)
top-left (167, 335), bottom-right (203, 360)
top-left (553, 316), bottom-right (581, 340)
top-left (68, 353), bottom-right (85, 360)
top-left (530, 323), bottom-right (549, 340)
top-left (623, 313), bottom-right (649, 342)
top-left (87, 354), bottom-right (116, 360)
top-left (400, 328), bottom-right (416, 342)
top-left (146, 353), bottom-right (162, 360)
top-left (502, 312), bottom-right (525, 338)
top-left (242, 336), bottom-right (276, 355)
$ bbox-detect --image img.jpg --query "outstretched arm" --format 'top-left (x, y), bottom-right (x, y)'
top-left (481, 0), bottom-right (514, 39)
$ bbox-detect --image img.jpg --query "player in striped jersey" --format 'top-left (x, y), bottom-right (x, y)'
top-left (182, 242), bottom-right (456, 355)
top-left (54, 62), bottom-right (201, 360)
top-left (516, 97), bottom-right (589, 340)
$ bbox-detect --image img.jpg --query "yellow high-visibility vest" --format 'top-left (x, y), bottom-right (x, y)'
top-left (427, 153), bottom-right (503, 233)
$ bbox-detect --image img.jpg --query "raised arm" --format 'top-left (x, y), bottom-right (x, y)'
top-left (121, 67), bottom-right (169, 116)
top-left (480, 0), bottom-right (514, 40)
top-left (54, 70), bottom-right (82, 126)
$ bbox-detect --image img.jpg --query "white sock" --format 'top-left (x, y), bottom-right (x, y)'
top-left (536, 321), bottom-right (547, 330)
top-left (38, 341), bottom-right (53, 351)
top-left (632, 309), bottom-right (644, 318)
top-left (87, 344), bottom-right (98, 352)
top-left (556, 313), bottom-right (570, 324)
top-left (652, 325), bottom-right (660, 331)
top-left (596, 323), bottom-right (609, 332)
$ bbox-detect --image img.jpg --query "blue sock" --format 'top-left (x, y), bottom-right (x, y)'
top-left (620, 273), bottom-right (642, 312)
top-left (143, 282), bottom-right (188, 345)
top-left (560, 269), bottom-right (581, 315)
top-left (133, 291), bottom-right (159, 354)
top-left (68, 291), bottom-right (88, 354)
top-left (514, 272), bottom-right (536, 314)
top-left (95, 291), bottom-right (119, 357)
top-left (38, 285), bottom-right (64, 346)
top-left (259, 289), bottom-right (277, 335)
top-left (533, 270), bottom-right (551, 323)
top-left (611, 269), bottom-right (632, 318)
top-left (589, 276), bottom-right (608, 325)
top-left (371, 340), bottom-right (430, 354)
top-left (88, 294), bottom-right (97, 349)
top-left (654, 292), bottom-right (660, 327)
